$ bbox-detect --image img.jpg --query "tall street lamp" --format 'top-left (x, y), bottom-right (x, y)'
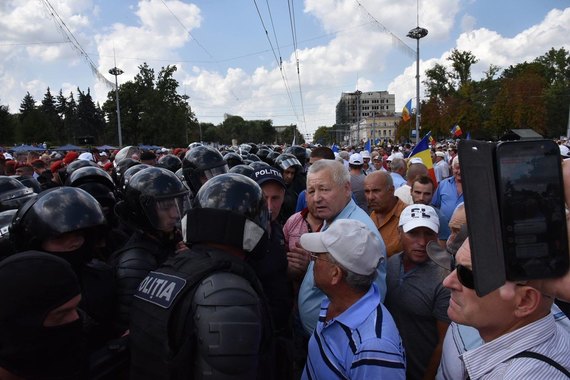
top-left (109, 67), bottom-right (124, 147)
top-left (407, 26), bottom-right (428, 144)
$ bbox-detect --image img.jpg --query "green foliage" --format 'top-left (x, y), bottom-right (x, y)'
top-left (421, 47), bottom-right (570, 139)
top-left (312, 126), bottom-right (333, 145)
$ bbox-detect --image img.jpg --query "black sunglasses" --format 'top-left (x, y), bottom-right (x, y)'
top-left (456, 264), bottom-right (475, 289)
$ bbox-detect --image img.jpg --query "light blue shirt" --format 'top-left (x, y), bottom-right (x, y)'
top-left (390, 172), bottom-right (406, 189)
top-left (302, 284), bottom-right (405, 380)
top-left (431, 176), bottom-right (464, 240)
top-left (298, 199), bottom-right (387, 334)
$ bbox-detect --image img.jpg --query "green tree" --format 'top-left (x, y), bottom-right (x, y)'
top-left (312, 126), bottom-right (333, 145)
top-left (17, 92), bottom-right (47, 143)
top-left (0, 103), bottom-right (15, 144)
top-left (103, 63), bottom-right (197, 146)
top-left (77, 88), bottom-right (106, 145)
top-left (447, 49), bottom-right (479, 88)
top-left (40, 87), bottom-right (62, 144)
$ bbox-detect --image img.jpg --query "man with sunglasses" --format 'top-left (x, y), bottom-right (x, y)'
top-left (300, 219), bottom-right (405, 379)
top-left (385, 204), bottom-right (451, 380)
top-left (442, 238), bottom-right (570, 379)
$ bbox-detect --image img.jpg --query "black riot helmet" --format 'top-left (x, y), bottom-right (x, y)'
top-left (157, 154), bottom-right (182, 173)
top-left (68, 167), bottom-right (117, 219)
top-left (247, 153), bottom-right (261, 162)
top-left (116, 163), bottom-right (151, 199)
top-left (256, 148), bottom-right (272, 162)
top-left (265, 151), bottom-right (280, 166)
top-left (0, 177), bottom-right (37, 211)
top-left (112, 158), bottom-right (141, 187)
top-left (182, 146), bottom-right (228, 194)
top-left (274, 153), bottom-right (302, 172)
top-left (10, 187), bottom-right (106, 252)
top-left (187, 173), bottom-right (269, 253)
top-left (0, 209), bottom-right (17, 259)
top-left (67, 166), bottom-right (114, 191)
top-left (223, 152), bottom-right (243, 169)
top-left (249, 161), bottom-right (271, 171)
top-left (285, 145), bottom-right (308, 167)
top-left (239, 144), bottom-right (252, 156)
top-left (12, 176), bottom-right (42, 194)
top-left (229, 164), bottom-right (255, 179)
top-left (113, 145), bottom-right (140, 166)
top-left (65, 159), bottom-right (99, 179)
top-left (115, 167), bottom-right (189, 232)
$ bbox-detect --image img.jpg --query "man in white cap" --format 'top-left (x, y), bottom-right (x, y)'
top-left (361, 150), bottom-right (375, 175)
top-left (434, 151), bottom-right (450, 182)
top-left (348, 153), bottom-right (368, 213)
top-left (300, 219), bottom-right (405, 379)
top-left (385, 204), bottom-right (450, 380)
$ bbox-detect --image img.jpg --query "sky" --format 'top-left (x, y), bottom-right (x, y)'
top-left (1, 0), bottom-right (569, 142)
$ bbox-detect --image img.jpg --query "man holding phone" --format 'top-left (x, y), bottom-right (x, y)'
top-left (443, 238), bottom-right (570, 379)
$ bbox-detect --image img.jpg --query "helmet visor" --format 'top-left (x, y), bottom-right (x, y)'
top-left (204, 164), bottom-right (229, 181)
top-left (279, 157), bottom-right (301, 170)
top-left (143, 195), bottom-right (190, 232)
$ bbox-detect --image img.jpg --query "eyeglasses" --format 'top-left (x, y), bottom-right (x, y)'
top-left (309, 252), bottom-right (334, 264)
top-left (455, 264), bottom-right (475, 289)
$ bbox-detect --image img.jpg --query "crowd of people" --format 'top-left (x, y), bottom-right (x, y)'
top-left (0, 140), bottom-right (569, 379)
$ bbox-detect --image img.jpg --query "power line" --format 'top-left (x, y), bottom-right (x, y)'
top-left (252, 0), bottom-right (302, 128)
top-left (353, 0), bottom-right (416, 59)
top-left (158, 0), bottom-right (213, 59)
top-left (0, 41), bottom-right (69, 46)
top-left (288, 0), bottom-right (308, 136)
top-left (39, 0), bottom-right (114, 88)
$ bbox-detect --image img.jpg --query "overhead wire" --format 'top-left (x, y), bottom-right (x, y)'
top-left (252, 0), bottom-right (302, 128)
top-left (157, 0), bottom-right (241, 101)
top-left (39, 0), bottom-right (114, 88)
top-left (288, 0), bottom-right (308, 137)
top-left (352, 0), bottom-right (416, 59)
top-left (158, 0), bottom-right (213, 59)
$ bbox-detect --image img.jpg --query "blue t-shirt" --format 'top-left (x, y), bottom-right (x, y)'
top-left (431, 176), bottom-right (463, 240)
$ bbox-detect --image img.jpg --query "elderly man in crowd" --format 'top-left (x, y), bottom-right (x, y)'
top-left (364, 171), bottom-right (407, 257)
top-left (442, 238), bottom-right (570, 379)
top-left (300, 219), bottom-right (405, 379)
top-left (298, 160), bottom-right (386, 334)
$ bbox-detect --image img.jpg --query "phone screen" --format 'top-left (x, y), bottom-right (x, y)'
top-left (496, 140), bottom-right (569, 280)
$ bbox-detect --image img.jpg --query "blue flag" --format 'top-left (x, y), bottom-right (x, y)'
top-left (364, 139), bottom-right (371, 153)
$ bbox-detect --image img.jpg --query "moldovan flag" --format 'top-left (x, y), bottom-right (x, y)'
top-left (428, 134), bottom-right (436, 146)
top-left (402, 99), bottom-right (412, 122)
top-left (451, 124), bottom-right (463, 137)
top-left (409, 131), bottom-right (437, 187)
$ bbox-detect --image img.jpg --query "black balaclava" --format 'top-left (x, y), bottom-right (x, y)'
top-left (0, 251), bottom-right (84, 379)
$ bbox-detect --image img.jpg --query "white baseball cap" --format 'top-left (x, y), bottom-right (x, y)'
top-left (435, 151), bottom-right (446, 158)
top-left (349, 153), bottom-right (363, 165)
top-left (78, 152), bottom-right (94, 161)
top-left (409, 157), bottom-right (424, 165)
top-left (399, 204), bottom-right (440, 233)
top-left (300, 219), bottom-right (383, 275)
top-left (360, 150), bottom-right (371, 159)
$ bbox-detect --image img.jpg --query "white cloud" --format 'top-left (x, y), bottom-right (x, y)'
top-left (183, 0), bottom-right (460, 135)
top-left (92, 0), bottom-right (202, 105)
top-left (461, 14), bottom-right (476, 32)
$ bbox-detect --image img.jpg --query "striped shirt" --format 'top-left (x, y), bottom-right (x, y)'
top-left (437, 304), bottom-right (570, 379)
top-left (302, 284), bottom-right (406, 380)
top-left (462, 313), bottom-right (570, 379)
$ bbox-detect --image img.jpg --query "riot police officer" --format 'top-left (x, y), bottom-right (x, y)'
top-left (111, 166), bottom-right (189, 332)
top-left (129, 173), bottom-right (276, 379)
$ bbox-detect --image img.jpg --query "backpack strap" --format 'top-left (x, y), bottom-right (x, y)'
top-left (510, 350), bottom-right (570, 377)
